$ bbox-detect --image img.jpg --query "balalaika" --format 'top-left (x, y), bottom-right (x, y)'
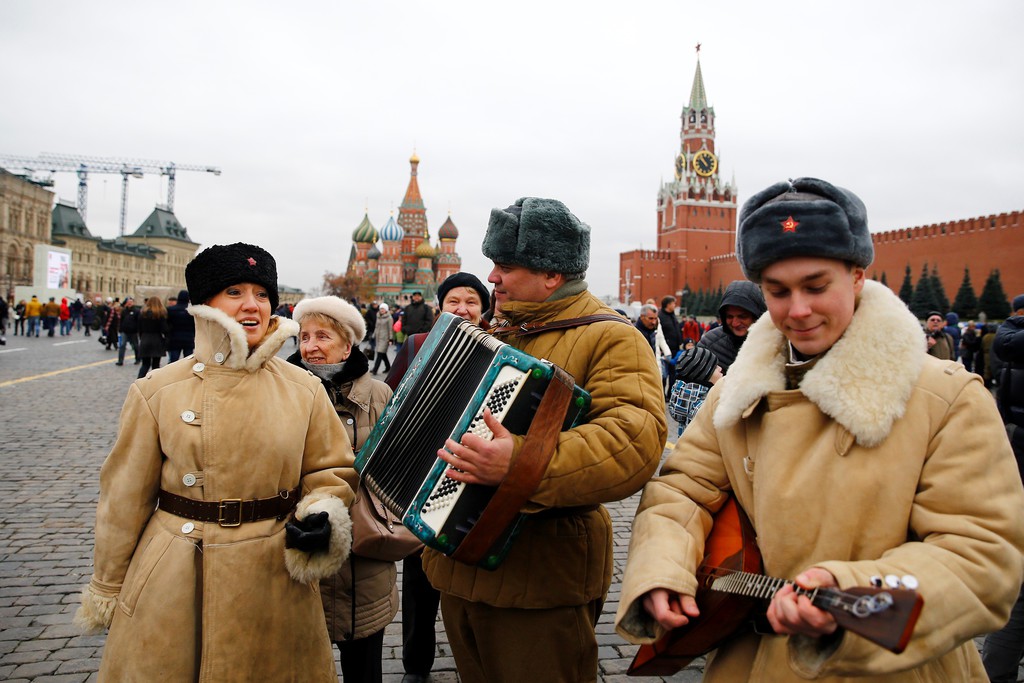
top-left (355, 312), bottom-right (591, 569)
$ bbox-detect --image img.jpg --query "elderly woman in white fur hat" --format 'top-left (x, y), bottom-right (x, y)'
top-left (288, 295), bottom-right (397, 683)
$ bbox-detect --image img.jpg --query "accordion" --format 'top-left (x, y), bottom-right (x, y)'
top-left (355, 312), bottom-right (591, 568)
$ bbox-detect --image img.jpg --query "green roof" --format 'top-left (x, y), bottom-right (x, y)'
top-left (132, 207), bottom-right (196, 243)
top-left (98, 238), bottom-right (161, 259)
top-left (51, 202), bottom-right (95, 239)
top-left (689, 59), bottom-right (707, 111)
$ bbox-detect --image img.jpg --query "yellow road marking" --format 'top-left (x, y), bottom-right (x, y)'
top-left (0, 358), bottom-right (118, 388)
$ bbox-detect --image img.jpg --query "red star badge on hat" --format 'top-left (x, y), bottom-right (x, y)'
top-left (781, 216), bottom-right (799, 233)
top-left (247, 257), bottom-right (257, 266)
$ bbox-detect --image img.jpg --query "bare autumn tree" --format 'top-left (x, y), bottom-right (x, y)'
top-left (322, 271), bottom-right (375, 305)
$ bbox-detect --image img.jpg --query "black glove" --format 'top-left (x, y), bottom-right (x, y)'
top-left (285, 511), bottom-right (331, 552)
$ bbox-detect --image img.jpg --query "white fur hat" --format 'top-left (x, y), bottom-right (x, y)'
top-left (292, 296), bottom-right (366, 345)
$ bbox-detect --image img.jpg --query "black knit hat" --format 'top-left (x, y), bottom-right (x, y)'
top-left (676, 346), bottom-right (718, 386)
top-left (185, 243), bottom-right (279, 311)
top-left (437, 272), bottom-right (489, 310)
top-left (737, 177), bottom-right (873, 282)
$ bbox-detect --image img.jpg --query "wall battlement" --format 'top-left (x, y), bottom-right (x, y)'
top-left (872, 211), bottom-right (1021, 244)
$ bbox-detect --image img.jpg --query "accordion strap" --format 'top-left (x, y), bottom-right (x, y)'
top-left (451, 364), bottom-right (576, 565)
top-left (491, 313), bottom-right (630, 338)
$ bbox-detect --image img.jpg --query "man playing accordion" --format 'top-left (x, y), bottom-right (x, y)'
top-left (421, 196), bottom-right (667, 682)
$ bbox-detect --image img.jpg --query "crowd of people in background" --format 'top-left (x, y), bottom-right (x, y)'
top-left (1, 284), bottom-right (1011, 396)
top-left (2, 289), bottom-right (197, 371)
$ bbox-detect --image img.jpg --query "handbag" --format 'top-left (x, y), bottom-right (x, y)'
top-left (363, 342), bottom-right (375, 361)
top-left (350, 483), bottom-right (422, 561)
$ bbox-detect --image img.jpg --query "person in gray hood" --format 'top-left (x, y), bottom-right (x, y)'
top-left (696, 280), bottom-right (766, 373)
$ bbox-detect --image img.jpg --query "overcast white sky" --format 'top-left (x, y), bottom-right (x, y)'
top-left (2, 1), bottom-right (1022, 300)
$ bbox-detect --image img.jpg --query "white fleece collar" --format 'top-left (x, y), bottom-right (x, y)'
top-left (189, 304), bottom-right (299, 372)
top-left (713, 280), bottom-right (926, 447)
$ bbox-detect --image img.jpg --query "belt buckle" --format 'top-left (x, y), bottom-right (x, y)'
top-left (218, 499), bottom-right (243, 527)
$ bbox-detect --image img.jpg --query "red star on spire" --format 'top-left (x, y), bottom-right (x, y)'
top-left (247, 257), bottom-right (257, 266)
top-left (781, 216), bottom-right (799, 233)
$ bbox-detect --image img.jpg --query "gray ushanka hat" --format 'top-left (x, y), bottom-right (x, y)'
top-left (736, 177), bottom-right (873, 282)
top-left (482, 197), bottom-right (590, 274)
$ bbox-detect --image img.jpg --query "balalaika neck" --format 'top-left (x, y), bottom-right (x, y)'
top-left (708, 569), bottom-right (898, 620)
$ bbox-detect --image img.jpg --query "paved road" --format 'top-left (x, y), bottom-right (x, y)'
top-left (0, 330), bottom-right (1010, 681)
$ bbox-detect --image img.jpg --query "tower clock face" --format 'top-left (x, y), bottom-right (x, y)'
top-left (693, 149), bottom-right (717, 177)
top-left (674, 153), bottom-right (684, 180)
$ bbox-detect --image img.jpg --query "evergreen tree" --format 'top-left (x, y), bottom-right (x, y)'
top-left (910, 263), bottom-right (937, 319)
top-left (692, 289), bottom-right (707, 317)
top-left (703, 287), bottom-right (716, 317)
top-left (978, 269), bottom-right (1011, 319)
top-left (681, 282), bottom-right (693, 315)
top-left (712, 283), bottom-right (724, 314)
top-left (879, 271), bottom-right (888, 288)
top-left (952, 267), bottom-right (979, 319)
top-left (898, 265), bottom-right (914, 304)
top-left (930, 265), bottom-right (949, 314)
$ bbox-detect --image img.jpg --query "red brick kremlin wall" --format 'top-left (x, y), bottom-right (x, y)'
top-left (700, 210), bottom-right (1024, 307)
top-left (869, 211), bottom-right (1023, 303)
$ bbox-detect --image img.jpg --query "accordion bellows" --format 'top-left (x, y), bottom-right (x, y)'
top-left (355, 313), bottom-right (590, 568)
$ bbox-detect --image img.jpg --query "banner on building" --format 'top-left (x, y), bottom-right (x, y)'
top-left (47, 250), bottom-right (71, 289)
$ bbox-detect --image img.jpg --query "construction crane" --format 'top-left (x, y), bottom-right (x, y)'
top-left (0, 152), bottom-right (221, 235)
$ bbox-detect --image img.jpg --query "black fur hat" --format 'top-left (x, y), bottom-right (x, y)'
top-left (185, 243), bottom-right (279, 311)
top-left (737, 177), bottom-right (873, 282)
top-left (482, 197), bottom-right (590, 275)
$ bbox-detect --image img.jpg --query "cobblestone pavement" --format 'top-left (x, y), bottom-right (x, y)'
top-left (0, 332), bottom-right (1011, 681)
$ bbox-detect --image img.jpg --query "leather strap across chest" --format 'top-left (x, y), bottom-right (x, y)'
top-left (490, 313), bottom-right (630, 338)
top-left (451, 365), bottom-right (576, 566)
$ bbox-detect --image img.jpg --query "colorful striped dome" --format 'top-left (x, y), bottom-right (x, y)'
top-left (351, 213), bottom-right (377, 243)
top-left (379, 215), bottom-right (404, 242)
top-left (415, 240), bottom-right (435, 258)
top-left (438, 215), bottom-right (459, 239)
top-left (367, 245), bottom-right (381, 260)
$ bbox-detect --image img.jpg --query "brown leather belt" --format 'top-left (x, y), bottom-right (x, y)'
top-left (157, 487), bottom-right (300, 527)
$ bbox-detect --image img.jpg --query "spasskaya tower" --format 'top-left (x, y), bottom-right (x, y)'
top-left (619, 46), bottom-right (738, 304)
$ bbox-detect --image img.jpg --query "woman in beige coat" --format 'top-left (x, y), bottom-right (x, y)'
top-left (288, 295), bottom-right (398, 683)
top-left (75, 243), bottom-right (357, 682)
